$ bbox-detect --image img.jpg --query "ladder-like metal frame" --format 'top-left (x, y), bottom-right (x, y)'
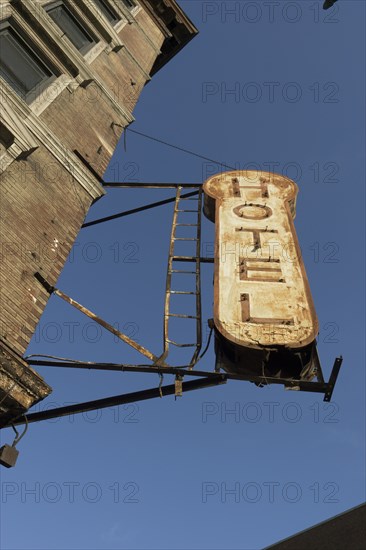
top-left (163, 186), bottom-right (202, 368)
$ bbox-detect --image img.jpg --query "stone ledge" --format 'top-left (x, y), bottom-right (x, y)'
top-left (0, 341), bottom-right (52, 428)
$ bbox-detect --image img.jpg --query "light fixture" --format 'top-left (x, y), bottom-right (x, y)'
top-left (0, 416), bottom-right (28, 468)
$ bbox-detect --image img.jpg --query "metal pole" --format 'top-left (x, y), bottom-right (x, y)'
top-left (82, 190), bottom-right (200, 228)
top-left (9, 377), bottom-right (227, 426)
top-left (27, 360), bottom-right (225, 379)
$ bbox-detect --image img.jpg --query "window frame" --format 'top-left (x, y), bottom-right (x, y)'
top-left (0, 19), bottom-right (58, 103)
top-left (0, 1), bottom-right (136, 120)
top-left (0, 99), bottom-right (40, 171)
top-left (107, 0), bottom-right (140, 30)
top-left (93, 0), bottom-right (121, 26)
top-left (0, 0), bottom-right (134, 171)
top-left (121, 0), bottom-right (137, 11)
top-left (44, 0), bottom-right (99, 55)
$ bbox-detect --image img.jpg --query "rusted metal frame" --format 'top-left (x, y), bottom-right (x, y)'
top-left (162, 187), bottom-right (182, 362)
top-left (27, 357), bottom-right (343, 402)
top-left (7, 376), bottom-right (227, 427)
top-left (162, 186), bottom-right (203, 366)
top-left (34, 273), bottom-right (164, 365)
top-left (189, 187), bottom-right (203, 368)
top-left (103, 183), bottom-right (202, 188)
top-left (82, 190), bottom-right (199, 228)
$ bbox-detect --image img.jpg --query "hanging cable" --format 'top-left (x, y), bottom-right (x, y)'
top-left (199, 326), bottom-right (214, 360)
top-left (24, 354), bottom-right (99, 364)
top-left (124, 128), bottom-right (127, 152)
top-left (193, 325), bottom-right (214, 368)
top-left (126, 128), bottom-right (237, 171)
top-left (11, 415), bottom-right (28, 446)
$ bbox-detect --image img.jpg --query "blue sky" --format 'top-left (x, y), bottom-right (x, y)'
top-left (1, 1), bottom-right (365, 549)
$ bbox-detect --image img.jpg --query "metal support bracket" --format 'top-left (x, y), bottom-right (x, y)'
top-left (34, 272), bottom-right (165, 365)
top-left (0, 353), bottom-right (342, 429)
top-left (175, 375), bottom-right (183, 398)
top-left (7, 376), bottom-right (227, 427)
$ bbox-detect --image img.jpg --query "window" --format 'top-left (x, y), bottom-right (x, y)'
top-left (0, 123), bottom-right (14, 158)
top-left (0, 124), bottom-right (14, 150)
top-left (122, 0), bottom-right (137, 10)
top-left (45, 1), bottom-right (97, 54)
top-left (93, 0), bottom-right (121, 25)
top-left (0, 22), bottom-right (55, 102)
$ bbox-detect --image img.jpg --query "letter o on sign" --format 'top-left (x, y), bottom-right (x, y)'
top-left (233, 204), bottom-right (272, 220)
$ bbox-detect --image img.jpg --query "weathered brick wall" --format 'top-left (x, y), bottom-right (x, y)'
top-left (136, 8), bottom-right (168, 47)
top-left (0, 146), bottom-right (93, 357)
top-left (89, 48), bottom-right (145, 111)
top-left (39, 81), bottom-right (127, 179)
top-left (118, 12), bottom-right (162, 74)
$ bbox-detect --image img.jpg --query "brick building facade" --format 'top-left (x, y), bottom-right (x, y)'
top-left (0, 0), bottom-right (197, 427)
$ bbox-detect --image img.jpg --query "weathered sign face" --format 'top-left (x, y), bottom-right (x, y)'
top-left (203, 171), bottom-right (318, 358)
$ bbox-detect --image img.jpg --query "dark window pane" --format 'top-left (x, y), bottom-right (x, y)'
top-left (45, 2), bottom-right (96, 53)
top-left (94, 0), bottom-right (120, 24)
top-left (122, 0), bottom-right (136, 10)
top-left (0, 27), bottom-right (53, 100)
top-left (0, 124), bottom-right (14, 149)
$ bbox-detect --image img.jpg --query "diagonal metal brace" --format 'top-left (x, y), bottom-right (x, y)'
top-left (82, 190), bottom-right (200, 228)
top-left (8, 376), bottom-right (227, 426)
top-left (34, 272), bottom-right (164, 365)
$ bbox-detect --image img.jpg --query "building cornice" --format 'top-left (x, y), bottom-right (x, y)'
top-left (0, 340), bottom-right (52, 429)
top-left (139, 0), bottom-right (198, 76)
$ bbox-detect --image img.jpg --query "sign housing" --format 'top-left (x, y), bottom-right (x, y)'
top-left (203, 170), bottom-right (319, 382)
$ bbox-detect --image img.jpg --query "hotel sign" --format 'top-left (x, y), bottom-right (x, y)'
top-left (203, 171), bottom-right (318, 372)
